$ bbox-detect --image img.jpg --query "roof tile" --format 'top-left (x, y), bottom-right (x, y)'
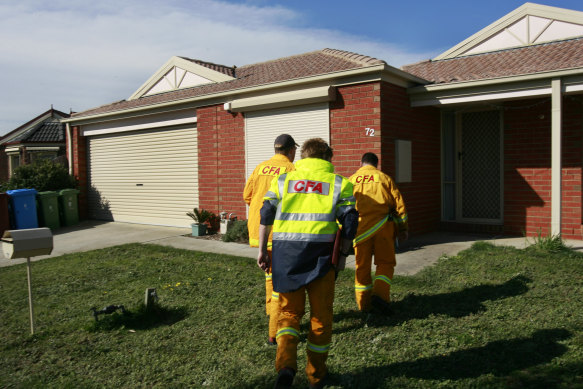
top-left (402, 38), bottom-right (583, 84)
top-left (72, 48), bottom-right (384, 119)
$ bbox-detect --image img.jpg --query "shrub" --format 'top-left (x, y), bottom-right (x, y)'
top-left (530, 231), bottom-right (568, 253)
top-left (221, 220), bottom-right (249, 243)
top-left (2, 160), bottom-right (77, 192)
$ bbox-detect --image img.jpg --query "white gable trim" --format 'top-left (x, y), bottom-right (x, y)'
top-left (435, 3), bottom-right (583, 60)
top-left (129, 56), bottom-right (234, 100)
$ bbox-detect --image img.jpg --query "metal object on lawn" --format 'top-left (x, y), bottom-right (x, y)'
top-left (145, 287), bottom-right (158, 308)
top-left (90, 305), bottom-right (126, 321)
top-left (1, 228), bottom-right (53, 335)
top-left (220, 212), bottom-right (237, 234)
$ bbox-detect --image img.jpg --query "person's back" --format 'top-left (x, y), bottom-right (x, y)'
top-left (243, 134), bottom-right (297, 346)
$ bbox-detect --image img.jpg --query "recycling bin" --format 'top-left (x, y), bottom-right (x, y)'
top-left (7, 189), bottom-right (39, 229)
top-left (37, 191), bottom-right (61, 230)
top-left (0, 193), bottom-right (10, 237)
top-left (59, 189), bottom-right (80, 226)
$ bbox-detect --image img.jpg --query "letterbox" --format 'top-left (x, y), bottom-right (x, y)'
top-left (2, 228), bottom-right (53, 259)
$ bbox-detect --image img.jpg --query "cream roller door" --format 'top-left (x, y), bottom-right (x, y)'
top-left (88, 125), bottom-right (198, 227)
top-left (245, 103), bottom-right (329, 179)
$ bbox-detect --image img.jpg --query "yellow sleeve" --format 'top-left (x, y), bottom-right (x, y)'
top-left (243, 169), bottom-right (256, 205)
top-left (386, 176), bottom-right (408, 231)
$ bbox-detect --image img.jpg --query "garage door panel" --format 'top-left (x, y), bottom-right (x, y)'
top-left (245, 103), bottom-right (329, 179)
top-left (88, 125), bottom-right (198, 227)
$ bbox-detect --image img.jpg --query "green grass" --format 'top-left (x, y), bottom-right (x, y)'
top-left (0, 242), bottom-right (582, 388)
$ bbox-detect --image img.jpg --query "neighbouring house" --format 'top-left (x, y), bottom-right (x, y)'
top-left (64, 3), bottom-right (583, 240)
top-left (0, 108), bottom-right (70, 182)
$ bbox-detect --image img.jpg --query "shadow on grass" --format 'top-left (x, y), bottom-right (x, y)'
top-left (332, 328), bottom-right (572, 386)
top-left (335, 275), bottom-right (532, 331)
top-left (87, 304), bottom-right (188, 332)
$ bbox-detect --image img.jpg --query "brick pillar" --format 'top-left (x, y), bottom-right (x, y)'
top-left (68, 126), bottom-right (88, 219)
top-left (197, 105), bottom-right (246, 218)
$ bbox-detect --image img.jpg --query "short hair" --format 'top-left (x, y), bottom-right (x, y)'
top-left (301, 138), bottom-right (333, 161)
top-left (361, 152), bottom-right (378, 167)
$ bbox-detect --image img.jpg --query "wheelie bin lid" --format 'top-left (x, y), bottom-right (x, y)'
top-left (6, 189), bottom-right (37, 197)
top-left (38, 191), bottom-right (59, 198)
top-left (59, 189), bottom-right (80, 195)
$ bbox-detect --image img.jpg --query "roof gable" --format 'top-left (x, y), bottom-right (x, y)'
top-left (435, 3), bottom-right (583, 60)
top-left (128, 56), bottom-right (236, 100)
top-left (1, 109), bottom-right (69, 145)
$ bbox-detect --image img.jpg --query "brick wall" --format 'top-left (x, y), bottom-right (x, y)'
top-left (380, 82), bottom-right (441, 235)
top-left (68, 126), bottom-right (88, 219)
top-left (197, 105), bottom-right (247, 218)
top-left (504, 96), bottom-right (583, 239)
top-left (330, 82), bottom-right (381, 177)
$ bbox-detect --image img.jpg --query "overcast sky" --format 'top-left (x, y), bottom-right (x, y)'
top-left (1, 0), bottom-right (582, 134)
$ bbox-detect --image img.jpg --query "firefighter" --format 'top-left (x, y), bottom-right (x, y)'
top-left (349, 152), bottom-right (408, 313)
top-left (244, 134), bottom-right (298, 345)
top-left (257, 138), bottom-right (358, 389)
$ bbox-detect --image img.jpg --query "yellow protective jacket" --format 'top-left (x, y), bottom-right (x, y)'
top-left (243, 154), bottom-right (295, 247)
top-left (349, 165), bottom-right (408, 246)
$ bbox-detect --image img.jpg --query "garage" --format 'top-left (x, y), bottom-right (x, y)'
top-left (244, 102), bottom-right (330, 178)
top-left (87, 125), bottom-right (198, 227)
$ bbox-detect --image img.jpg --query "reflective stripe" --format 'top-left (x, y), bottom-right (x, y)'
top-left (251, 238), bottom-right (272, 248)
top-left (354, 283), bottom-right (372, 292)
top-left (354, 214), bottom-right (390, 245)
top-left (265, 273), bottom-right (272, 280)
top-left (272, 232), bottom-right (336, 242)
top-left (277, 212), bottom-right (336, 222)
top-left (272, 292), bottom-right (279, 299)
top-left (375, 275), bottom-right (392, 285)
top-left (331, 175), bottom-right (343, 212)
top-left (277, 173), bottom-right (287, 201)
top-left (395, 213), bottom-right (408, 224)
top-left (307, 340), bottom-right (330, 354)
top-left (276, 326), bottom-right (299, 339)
top-left (264, 190), bottom-right (278, 201)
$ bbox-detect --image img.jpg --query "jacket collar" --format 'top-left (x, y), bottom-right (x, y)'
top-left (295, 158), bottom-right (334, 173)
top-left (272, 153), bottom-right (292, 163)
top-left (356, 164), bottom-right (378, 173)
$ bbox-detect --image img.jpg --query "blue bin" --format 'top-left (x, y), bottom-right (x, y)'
top-left (7, 189), bottom-right (38, 229)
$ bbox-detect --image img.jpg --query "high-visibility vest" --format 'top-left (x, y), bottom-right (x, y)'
top-left (264, 158), bottom-right (356, 242)
top-left (263, 157), bottom-right (357, 292)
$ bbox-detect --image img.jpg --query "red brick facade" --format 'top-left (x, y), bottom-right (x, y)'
top-left (196, 105), bottom-right (247, 218)
top-left (380, 82), bottom-right (441, 235)
top-left (330, 83), bottom-right (381, 177)
top-left (67, 126), bottom-right (88, 219)
top-left (504, 97), bottom-right (583, 239)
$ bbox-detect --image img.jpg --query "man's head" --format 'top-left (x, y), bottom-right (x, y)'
top-left (274, 134), bottom-right (298, 161)
top-left (301, 138), bottom-right (333, 161)
top-left (361, 152), bottom-right (379, 167)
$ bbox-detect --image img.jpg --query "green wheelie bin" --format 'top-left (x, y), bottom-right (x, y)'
top-left (37, 191), bottom-right (61, 230)
top-left (59, 189), bottom-right (80, 226)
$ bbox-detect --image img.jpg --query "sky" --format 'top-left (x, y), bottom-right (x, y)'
top-left (1, 0), bottom-right (583, 135)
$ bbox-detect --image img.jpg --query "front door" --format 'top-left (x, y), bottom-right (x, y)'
top-left (458, 110), bottom-right (503, 223)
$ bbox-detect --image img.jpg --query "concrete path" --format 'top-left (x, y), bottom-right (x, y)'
top-left (1, 221), bottom-right (581, 275)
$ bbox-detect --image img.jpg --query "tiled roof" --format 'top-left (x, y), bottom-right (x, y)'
top-left (179, 57), bottom-right (236, 78)
top-left (10, 118), bottom-right (65, 143)
top-left (72, 48), bottom-right (386, 119)
top-left (402, 38), bottom-right (583, 84)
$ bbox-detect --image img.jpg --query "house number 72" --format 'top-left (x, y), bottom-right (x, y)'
top-left (365, 127), bottom-right (375, 137)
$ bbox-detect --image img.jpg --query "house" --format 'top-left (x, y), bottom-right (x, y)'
top-left (64, 3), bottom-right (583, 240)
top-left (0, 108), bottom-right (70, 181)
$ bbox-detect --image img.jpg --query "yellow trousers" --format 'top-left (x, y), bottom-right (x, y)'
top-left (275, 269), bottom-right (335, 386)
top-left (264, 251), bottom-right (280, 339)
top-left (354, 222), bottom-right (396, 311)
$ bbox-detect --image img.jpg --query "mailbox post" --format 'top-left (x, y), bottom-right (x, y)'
top-left (1, 228), bottom-right (53, 334)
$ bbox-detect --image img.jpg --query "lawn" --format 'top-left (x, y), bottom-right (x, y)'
top-left (0, 241), bottom-right (582, 388)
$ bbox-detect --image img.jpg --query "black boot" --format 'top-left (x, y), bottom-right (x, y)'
top-left (274, 367), bottom-right (295, 389)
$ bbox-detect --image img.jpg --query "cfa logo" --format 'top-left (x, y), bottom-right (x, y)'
top-left (259, 165), bottom-right (286, 176)
top-left (353, 174), bottom-right (379, 184)
top-left (288, 180), bottom-right (330, 195)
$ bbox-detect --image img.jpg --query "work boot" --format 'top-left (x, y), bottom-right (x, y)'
top-left (309, 373), bottom-right (328, 389)
top-left (274, 368), bottom-right (295, 389)
top-left (268, 337), bottom-right (277, 346)
top-left (371, 295), bottom-right (393, 316)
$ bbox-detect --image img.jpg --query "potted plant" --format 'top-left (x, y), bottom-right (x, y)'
top-left (186, 208), bottom-right (211, 236)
